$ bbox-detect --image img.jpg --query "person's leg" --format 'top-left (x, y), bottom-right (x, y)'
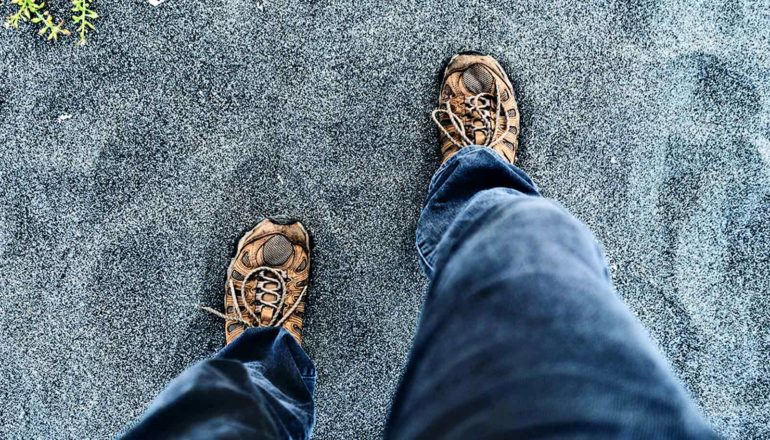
top-left (122, 219), bottom-right (316, 440)
top-left (386, 53), bottom-right (718, 439)
top-left (387, 146), bottom-right (717, 439)
top-left (122, 327), bottom-right (315, 440)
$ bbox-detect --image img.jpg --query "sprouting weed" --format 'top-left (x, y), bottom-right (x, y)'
top-left (71, 0), bottom-right (96, 45)
top-left (32, 10), bottom-right (71, 40)
top-left (4, 0), bottom-right (45, 29)
top-left (4, 0), bottom-right (97, 44)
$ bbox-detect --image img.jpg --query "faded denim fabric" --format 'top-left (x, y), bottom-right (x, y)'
top-left (387, 146), bottom-right (718, 439)
top-left (122, 327), bottom-right (315, 440)
top-left (123, 146), bottom-right (718, 440)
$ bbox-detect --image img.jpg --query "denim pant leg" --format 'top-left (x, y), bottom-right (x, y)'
top-left (122, 327), bottom-right (316, 440)
top-left (386, 146), bottom-right (718, 439)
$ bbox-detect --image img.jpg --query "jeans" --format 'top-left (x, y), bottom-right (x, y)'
top-left (122, 146), bottom-right (718, 439)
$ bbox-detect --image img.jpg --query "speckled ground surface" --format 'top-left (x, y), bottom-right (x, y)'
top-left (1, 0), bottom-right (768, 438)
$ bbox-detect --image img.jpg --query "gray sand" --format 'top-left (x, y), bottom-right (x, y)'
top-left (1, 0), bottom-right (769, 438)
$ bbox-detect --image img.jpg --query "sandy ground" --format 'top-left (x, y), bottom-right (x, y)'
top-left (1, 0), bottom-right (769, 438)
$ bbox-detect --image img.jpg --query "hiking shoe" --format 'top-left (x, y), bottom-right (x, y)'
top-left (432, 52), bottom-right (520, 164)
top-left (201, 218), bottom-right (311, 345)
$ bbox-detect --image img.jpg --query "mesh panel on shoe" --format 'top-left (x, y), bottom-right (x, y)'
top-left (263, 234), bottom-right (293, 266)
top-left (462, 64), bottom-right (494, 93)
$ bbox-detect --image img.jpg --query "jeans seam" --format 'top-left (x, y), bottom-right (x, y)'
top-left (419, 147), bottom-right (491, 272)
top-left (416, 239), bottom-right (435, 273)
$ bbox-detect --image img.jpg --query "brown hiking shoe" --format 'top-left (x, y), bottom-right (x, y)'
top-left (432, 52), bottom-right (520, 164)
top-left (201, 218), bottom-right (311, 345)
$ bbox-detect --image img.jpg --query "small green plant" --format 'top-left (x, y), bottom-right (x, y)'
top-left (4, 0), bottom-right (97, 44)
top-left (71, 0), bottom-right (96, 45)
top-left (5, 0), bottom-right (46, 29)
top-left (32, 10), bottom-right (70, 40)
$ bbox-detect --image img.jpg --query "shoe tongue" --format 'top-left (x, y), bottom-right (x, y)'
top-left (260, 307), bottom-right (274, 324)
top-left (462, 64), bottom-right (494, 94)
top-left (474, 130), bottom-right (487, 145)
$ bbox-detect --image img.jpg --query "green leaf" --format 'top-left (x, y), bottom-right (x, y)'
top-left (71, 0), bottom-right (98, 45)
top-left (5, 0), bottom-right (89, 44)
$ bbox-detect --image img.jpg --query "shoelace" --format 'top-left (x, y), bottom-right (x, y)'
top-left (198, 266), bottom-right (305, 328)
top-left (431, 86), bottom-right (509, 149)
